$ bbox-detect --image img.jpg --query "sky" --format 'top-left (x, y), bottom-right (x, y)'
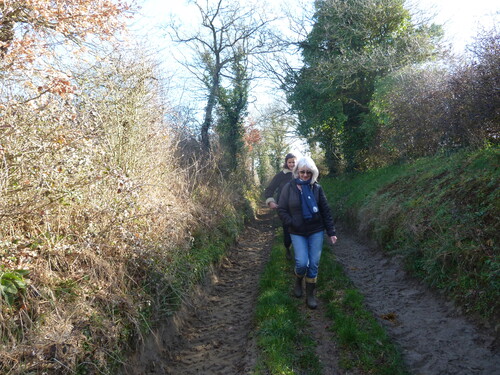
top-left (411, 0), bottom-right (498, 53)
top-left (128, 0), bottom-right (498, 154)
top-left (133, 0), bottom-right (499, 55)
top-left (130, 0), bottom-right (499, 99)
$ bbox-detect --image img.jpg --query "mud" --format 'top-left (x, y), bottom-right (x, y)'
top-left (123, 207), bottom-right (499, 374)
top-left (122, 207), bottom-right (275, 374)
top-left (333, 226), bottom-right (499, 375)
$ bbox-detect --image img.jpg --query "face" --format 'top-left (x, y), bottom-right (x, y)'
top-left (298, 168), bottom-right (312, 180)
top-left (286, 158), bottom-right (296, 170)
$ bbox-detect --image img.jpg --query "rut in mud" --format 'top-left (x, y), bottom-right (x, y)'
top-left (123, 207), bottom-right (277, 374)
top-left (123, 207), bottom-right (499, 375)
top-left (333, 227), bottom-right (499, 375)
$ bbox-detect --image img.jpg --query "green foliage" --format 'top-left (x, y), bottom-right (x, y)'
top-left (0, 268), bottom-right (29, 306)
top-left (322, 147), bottom-right (500, 321)
top-left (286, 0), bottom-right (442, 172)
top-left (216, 49), bottom-right (249, 174)
top-left (255, 104), bottom-right (298, 179)
top-left (255, 146), bottom-right (273, 187)
top-left (250, 103), bottom-right (299, 186)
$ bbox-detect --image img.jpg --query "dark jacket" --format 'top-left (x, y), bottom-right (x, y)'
top-left (264, 169), bottom-right (293, 206)
top-left (277, 181), bottom-right (336, 237)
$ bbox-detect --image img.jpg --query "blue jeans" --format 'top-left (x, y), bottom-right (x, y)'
top-left (291, 231), bottom-right (324, 282)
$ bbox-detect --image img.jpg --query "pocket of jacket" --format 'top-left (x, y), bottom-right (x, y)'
top-left (291, 217), bottom-right (302, 230)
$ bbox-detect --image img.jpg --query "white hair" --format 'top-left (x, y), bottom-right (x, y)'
top-left (292, 156), bottom-right (319, 183)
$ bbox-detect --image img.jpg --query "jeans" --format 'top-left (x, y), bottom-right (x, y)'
top-left (290, 231), bottom-right (324, 282)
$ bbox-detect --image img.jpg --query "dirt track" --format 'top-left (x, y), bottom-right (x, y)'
top-left (123, 206), bottom-right (499, 374)
top-left (123, 207), bottom-right (276, 374)
top-left (333, 227), bottom-right (499, 375)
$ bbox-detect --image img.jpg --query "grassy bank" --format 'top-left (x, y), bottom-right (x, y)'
top-left (254, 232), bottom-right (407, 374)
top-left (0, 194), bottom-right (250, 374)
top-left (138, 205), bottom-right (247, 325)
top-left (320, 147), bottom-right (499, 324)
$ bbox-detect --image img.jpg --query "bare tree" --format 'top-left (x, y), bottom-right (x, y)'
top-left (169, 0), bottom-right (277, 151)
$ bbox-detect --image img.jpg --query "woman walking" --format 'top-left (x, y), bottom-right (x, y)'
top-left (264, 153), bottom-right (297, 260)
top-left (278, 156), bottom-right (337, 309)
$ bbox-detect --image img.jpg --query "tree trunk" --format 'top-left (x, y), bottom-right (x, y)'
top-left (201, 90), bottom-right (216, 152)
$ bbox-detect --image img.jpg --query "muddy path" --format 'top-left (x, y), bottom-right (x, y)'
top-left (333, 226), bottom-right (499, 375)
top-left (123, 206), bottom-right (277, 374)
top-left (123, 207), bottom-right (499, 374)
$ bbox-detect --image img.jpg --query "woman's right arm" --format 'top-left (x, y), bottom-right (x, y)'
top-left (264, 173), bottom-right (281, 207)
top-left (277, 183), bottom-right (292, 226)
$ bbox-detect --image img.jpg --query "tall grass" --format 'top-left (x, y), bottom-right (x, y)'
top-left (321, 147), bottom-right (499, 322)
top-left (0, 50), bottom-right (251, 373)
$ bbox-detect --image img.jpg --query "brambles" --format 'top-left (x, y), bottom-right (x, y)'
top-left (0, 268), bottom-right (29, 306)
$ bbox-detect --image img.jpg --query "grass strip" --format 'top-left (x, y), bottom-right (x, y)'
top-left (254, 230), bottom-right (408, 374)
top-left (253, 232), bottom-right (322, 375)
top-left (319, 247), bottom-right (409, 374)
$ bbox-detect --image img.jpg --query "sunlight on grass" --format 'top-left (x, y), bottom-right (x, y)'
top-left (253, 233), bottom-right (322, 375)
top-left (322, 147), bottom-right (499, 321)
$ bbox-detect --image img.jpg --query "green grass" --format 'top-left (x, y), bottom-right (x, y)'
top-left (254, 231), bottom-right (408, 374)
top-left (321, 147), bottom-right (499, 322)
top-left (319, 249), bottom-right (408, 375)
top-left (254, 233), bottom-right (322, 375)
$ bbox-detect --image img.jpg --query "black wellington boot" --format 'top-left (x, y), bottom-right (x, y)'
top-left (305, 282), bottom-right (317, 309)
top-left (286, 246), bottom-right (292, 260)
top-left (294, 276), bottom-right (304, 298)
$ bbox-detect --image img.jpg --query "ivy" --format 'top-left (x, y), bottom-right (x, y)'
top-left (0, 268), bottom-right (30, 306)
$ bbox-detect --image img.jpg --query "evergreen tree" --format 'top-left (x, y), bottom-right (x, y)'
top-left (287, 0), bottom-right (442, 172)
top-left (216, 50), bottom-right (249, 174)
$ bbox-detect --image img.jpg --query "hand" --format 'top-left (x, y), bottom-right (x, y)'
top-left (330, 236), bottom-right (337, 244)
top-left (268, 202), bottom-right (278, 209)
